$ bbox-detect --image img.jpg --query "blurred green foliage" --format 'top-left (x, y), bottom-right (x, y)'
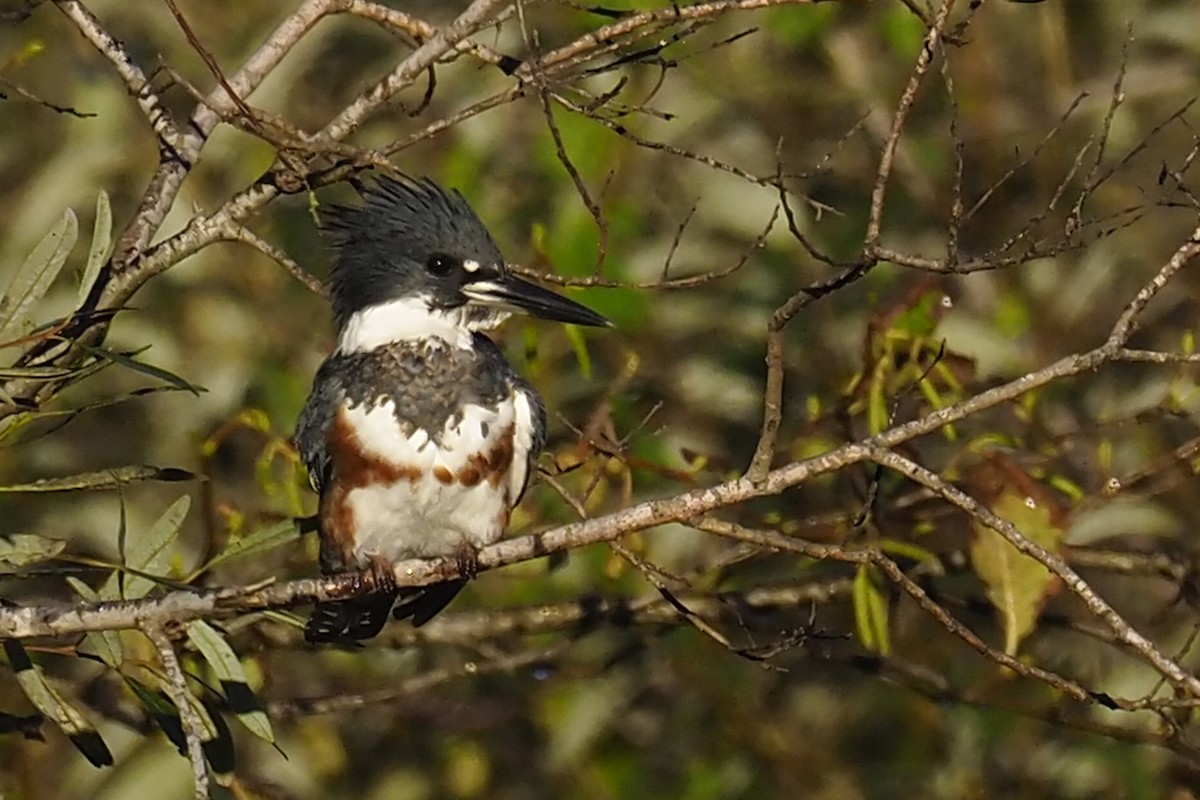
top-left (2, 1), bottom-right (1200, 798)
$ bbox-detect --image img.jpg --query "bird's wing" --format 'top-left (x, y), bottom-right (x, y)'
top-left (510, 377), bottom-right (547, 507)
top-left (293, 356), bottom-right (346, 495)
top-left (295, 356), bottom-right (407, 642)
top-left (470, 332), bottom-right (547, 508)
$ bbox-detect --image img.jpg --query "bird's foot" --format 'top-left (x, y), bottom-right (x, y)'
top-left (366, 555), bottom-right (398, 595)
top-left (453, 541), bottom-right (480, 580)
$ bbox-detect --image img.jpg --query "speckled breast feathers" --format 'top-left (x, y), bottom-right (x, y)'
top-left (295, 335), bottom-right (545, 572)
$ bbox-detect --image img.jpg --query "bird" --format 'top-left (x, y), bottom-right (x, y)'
top-left (294, 175), bottom-right (610, 643)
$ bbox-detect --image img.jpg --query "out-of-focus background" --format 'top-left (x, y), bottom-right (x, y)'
top-left (4, 1), bottom-right (1200, 797)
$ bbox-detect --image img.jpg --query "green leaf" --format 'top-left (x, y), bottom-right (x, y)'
top-left (100, 495), bottom-right (190, 600)
top-left (0, 533), bottom-right (66, 569)
top-left (0, 465), bottom-right (197, 493)
top-left (0, 208), bottom-right (79, 343)
top-left (1047, 474), bottom-right (1085, 503)
top-left (4, 386), bottom-right (188, 440)
top-left (203, 700), bottom-right (238, 785)
top-left (125, 677), bottom-right (192, 748)
top-left (877, 538), bottom-right (941, 566)
top-left (124, 678), bottom-right (237, 780)
top-left (187, 620), bottom-right (275, 744)
top-left (969, 490), bottom-right (1063, 656)
top-left (115, 489), bottom-right (128, 598)
top-left (0, 347), bottom-right (107, 391)
top-left (132, 658), bottom-right (221, 749)
top-left (65, 577), bottom-right (123, 668)
top-left (201, 519), bottom-right (300, 573)
top-left (867, 364), bottom-right (888, 435)
top-left (0, 365), bottom-right (78, 380)
top-left (852, 564), bottom-right (891, 655)
top-left (80, 344), bottom-right (205, 395)
top-left (2, 640), bottom-right (113, 767)
top-left (78, 190), bottom-right (112, 307)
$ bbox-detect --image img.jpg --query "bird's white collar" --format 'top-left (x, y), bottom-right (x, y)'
top-left (336, 297), bottom-right (512, 353)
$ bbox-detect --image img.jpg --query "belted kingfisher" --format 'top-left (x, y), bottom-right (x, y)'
top-left (295, 176), bottom-right (609, 643)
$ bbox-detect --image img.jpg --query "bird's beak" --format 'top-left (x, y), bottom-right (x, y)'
top-left (461, 271), bottom-right (611, 327)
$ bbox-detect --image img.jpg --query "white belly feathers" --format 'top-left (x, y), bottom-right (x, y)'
top-left (338, 392), bottom-right (534, 565)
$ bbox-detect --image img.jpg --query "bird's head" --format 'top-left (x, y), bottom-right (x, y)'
top-left (322, 176), bottom-right (609, 350)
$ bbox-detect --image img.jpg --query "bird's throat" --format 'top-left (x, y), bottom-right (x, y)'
top-left (337, 297), bottom-right (472, 352)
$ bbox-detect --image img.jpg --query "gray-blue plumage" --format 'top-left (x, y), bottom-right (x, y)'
top-left (323, 178), bottom-right (504, 327)
top-left (297, 333), bottom-right (547, 513)
top-left (295, 334), bottom-right (545, 497)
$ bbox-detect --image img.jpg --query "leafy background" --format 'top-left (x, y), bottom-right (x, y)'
top-left (3, 1), bottom-right (1200, 798)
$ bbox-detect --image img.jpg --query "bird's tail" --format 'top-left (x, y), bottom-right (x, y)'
top-left (304, 591), bottom-right (398, 643)
top-left (391, 579), bottom-right (468, 627)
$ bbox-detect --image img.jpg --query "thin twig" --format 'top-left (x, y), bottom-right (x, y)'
top-left (269, 642), bottom-right (567, 718)
top-left (228, 226), bottom-right (328, 298)
top-left (144, 624), bottom-right (209, 800)
top-left (864, 0), bottom-right (959, 249)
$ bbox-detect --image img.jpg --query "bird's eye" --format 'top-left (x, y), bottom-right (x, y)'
top-left (425, 253), bottom-right (459, 276)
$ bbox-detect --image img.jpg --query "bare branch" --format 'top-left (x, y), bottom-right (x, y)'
top-left (5, 214), bottom-right (1200, 641)
top-left (144, 625), bottom-right (208, 800)
top-left (52, 0), bottom-right (189, 157)
top-left (322, 0), bottom-right (512, 140)
top-left (1107, 227), bottom-right (1200, 347)
top-left (341, 0), bottom-right (517, 71)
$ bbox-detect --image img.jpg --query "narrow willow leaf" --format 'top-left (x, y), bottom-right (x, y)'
top-left (124, 494), bottom-right (189, 599)
top-left (0, 344), bottom-right (107, 388)
top-left (80, 344), bottom-right (205, 395)
top-left (0, 532), bottom-right (66, 569)
top-left (114, 489), bottom-right (128, 600)
top-left (0, 208), bottom-right (79, 342)
top-left (100, 495), bottom-right (190, 600)
top-left (65, 577), bottom-right (123, 667)
top-left (124, 677), bottom-right (187, 750)
top-left (2, 641), bottom-right (113, 766)
top-left (124, 678), bottom-right (237, 778)
top-left (0, 465), bottom-right (197, 493)
top-left (0, 365), bottom-right (77, 379)
top-left (202, 519), bottom-right (300, 572)
top-left (15, 385), bottom-right (188, 428)
top-left (146, 668), bottom-right (219, 744)
top-left (852, 564), bottom-right (891, 655)
top-left (969, 490), bottom-right (1063, 656)
top-left (204, 700), bottom-right (238, 785)
top-left (78, 190), bottom-right (112, 307)
top-left (187, 621), bottom-right (275, 744)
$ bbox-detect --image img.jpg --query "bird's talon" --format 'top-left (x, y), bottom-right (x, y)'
top-left (368, 556), bottom-right (398, 595)
top-left (454, 542), bottom-right (480, 580)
